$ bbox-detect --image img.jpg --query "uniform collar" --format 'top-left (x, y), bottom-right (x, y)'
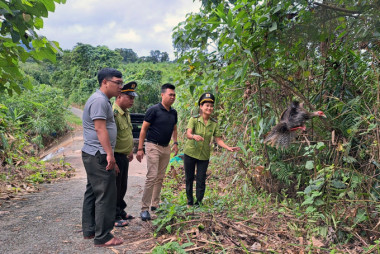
top-left (197, 115), bottom-right (212, 126)
top-left (113, 103), bottom-right (127, 115)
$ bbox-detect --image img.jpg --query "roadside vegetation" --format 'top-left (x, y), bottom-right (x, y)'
top-left (1, 0), bottom-right (379, 253)
top-left (148, 0), bottom-right (380, 252)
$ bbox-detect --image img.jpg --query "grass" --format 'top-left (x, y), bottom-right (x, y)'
top-left (65, 111), bottom-right (82, 126)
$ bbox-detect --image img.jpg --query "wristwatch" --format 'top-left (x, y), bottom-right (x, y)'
top-left (173, 142), bottom-right (178, 145)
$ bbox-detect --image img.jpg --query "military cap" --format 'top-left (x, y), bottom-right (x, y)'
top-left (198, 92), bottom-right (215, 105)
top-left (121, 81), bottom-right (138, 97)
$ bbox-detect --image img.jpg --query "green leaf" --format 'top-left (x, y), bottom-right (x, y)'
top-left (34, 17), bottom-right (44, 29)
top-left (0, 132), bottom-right (9, 149)
top-left (269, 22), bottom-right (277, 32)
top-left (331, 180), bottom-right (346, 189)
top-left (272, 5), bottom-right (282, 14)
top-left (40, 0), bottom-right (56, 12)
top-left (316, 142), bottom-right (325, 150)
top-left (305, 161), bottom-right (314, 170)
top-left (22, 0), bottom-right (34, 7)
top-left (343, 156), bottom-right (357, 163)
top-left (10, 30), bottom-right (21, 43)
top-left (227, 9), bottom-right (233, 26)
top-left (181, 242), bottom-right (194, 248)
top-left (354, 209), bottom-right (367, 225)
top-left (0, 2), bottom-right (13, 14)
top-left (337, 30), bottom-right (347, 39)
top-left (368, 123), bottom-right (377, 131)
top-left (250, 72), bottom-right (261, 77)
top-left (239, 61), bottom-right (248, 86)
top-left (238, 141), bottom-right (247, 156)
top-left (305, 206), bottom-right (317, 213)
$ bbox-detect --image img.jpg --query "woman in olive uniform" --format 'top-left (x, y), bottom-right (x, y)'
top-left (183, 93), bottom-right (240, 206)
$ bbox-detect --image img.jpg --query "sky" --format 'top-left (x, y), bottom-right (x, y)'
top-left (41, 0), bottom-right (202, 60)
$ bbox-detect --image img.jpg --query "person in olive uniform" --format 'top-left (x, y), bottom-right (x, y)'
top-left (112, 81), bottom-right (138, 227)
top-left (183, 93), bottom-right (240, 206)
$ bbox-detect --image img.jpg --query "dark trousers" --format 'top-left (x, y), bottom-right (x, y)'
top-left (184, 154), bottom-right (210, 205)
top-left (82, 151), bottom-right (116, 245)
top-left (115, 152), bottom-right (129, 220)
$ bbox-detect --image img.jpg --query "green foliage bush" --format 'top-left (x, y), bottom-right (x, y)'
top-left (172, 0), bottom-right (380, 242)
top-left (2, 84), bottom-right (68, 146)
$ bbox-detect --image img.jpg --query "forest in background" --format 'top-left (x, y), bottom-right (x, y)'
top-left (1, 0), bottom-right (380, 252)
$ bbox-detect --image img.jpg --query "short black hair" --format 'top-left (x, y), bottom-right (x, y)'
top-left (97, 68), bottom-right (122, 86)
top-left (161, 83), bottom-right (175, 94)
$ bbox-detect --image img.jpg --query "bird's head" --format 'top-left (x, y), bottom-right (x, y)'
top-left (314, 111), bottom-right (327, 118)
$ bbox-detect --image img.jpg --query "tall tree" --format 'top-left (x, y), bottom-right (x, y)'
top-left (160, 51), bottom-right (169, 62)
top-left (115, 48), bottom-right (138, 63)
top-left (149, 50), bottom-right (161, 63)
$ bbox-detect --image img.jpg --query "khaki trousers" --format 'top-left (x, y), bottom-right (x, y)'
top-left (141, 142), bottom-right (171, 211)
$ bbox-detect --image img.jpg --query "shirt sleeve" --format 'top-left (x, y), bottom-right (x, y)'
top-left (89, 99), bottom-right (108, 120)
top-left (186, 117), bottom-right (195, 131)
top-left (144, 106), bottom-right (155, 123)
top-left (213, 122), bottom-right (222, 137)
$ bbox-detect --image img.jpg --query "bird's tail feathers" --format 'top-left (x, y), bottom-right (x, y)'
top-left (264, 131), bottom-right (296, 149)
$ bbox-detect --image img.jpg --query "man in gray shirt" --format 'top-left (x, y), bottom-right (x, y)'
top-left (81, 68), bottom-right (124, 247)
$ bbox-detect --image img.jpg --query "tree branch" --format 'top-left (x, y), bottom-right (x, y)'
top-left (313, 2), bottom-right (362, 15)
top-left (268, 74), bottom-right (315, 110)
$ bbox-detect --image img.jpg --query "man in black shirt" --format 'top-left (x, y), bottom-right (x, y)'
top-left (136, 83), bottom-right (179, 221)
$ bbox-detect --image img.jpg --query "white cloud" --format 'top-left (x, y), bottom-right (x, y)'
top-left (153, 24), bottom-right (165, 33)
top-left (106, 29), bottom-right (142, 45)
top-left (41, 0), bottom-right (202, 59)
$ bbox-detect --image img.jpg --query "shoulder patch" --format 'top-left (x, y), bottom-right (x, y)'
top-left (192, 114), bottom-right (200, 118)
top-left (113, 109), bottom-right (119, 116)
top-left (211, 117), bottom-right (218, 123)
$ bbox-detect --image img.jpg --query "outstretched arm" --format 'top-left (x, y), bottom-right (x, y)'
top-left (214, 137), bottom-right (240, 152)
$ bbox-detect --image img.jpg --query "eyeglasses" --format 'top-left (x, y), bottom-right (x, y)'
top-left (107, 79), bottom-right (123, 86)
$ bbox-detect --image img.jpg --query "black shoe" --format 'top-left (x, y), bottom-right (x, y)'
top-left (140, 210), bottom-right (151, 221)
top-left (194, 201), bottom-right (202, 206)
top-left (150, 206), bottom-right (157, 211)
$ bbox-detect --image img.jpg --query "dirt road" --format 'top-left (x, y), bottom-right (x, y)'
top-left (0, 108), bottom-right (156, 254)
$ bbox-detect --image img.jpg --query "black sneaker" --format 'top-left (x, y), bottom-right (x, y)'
top-left (140, 210), bottom-right (151, 221)
top-left (150, 206), bottom-right (157, 211)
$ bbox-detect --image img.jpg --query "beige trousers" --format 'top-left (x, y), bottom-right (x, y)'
top-left (141, 142), bottom-right (171, 211)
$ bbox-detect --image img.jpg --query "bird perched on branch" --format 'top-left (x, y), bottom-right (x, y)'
top-left (264, 101), bottom-right (326, 148)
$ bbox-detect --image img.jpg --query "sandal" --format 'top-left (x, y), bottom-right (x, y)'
top-left (114, 219), bottom-right (128, 227)
top-left (122, 214), bottom-right (135, 220)
top-left (95, 237), bottom-right (123, 247)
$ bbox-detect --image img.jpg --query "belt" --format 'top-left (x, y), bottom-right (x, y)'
top-left (146, 140), bottom-right (169, 147)
top-left (114, 152), bottom-right (127, 156)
